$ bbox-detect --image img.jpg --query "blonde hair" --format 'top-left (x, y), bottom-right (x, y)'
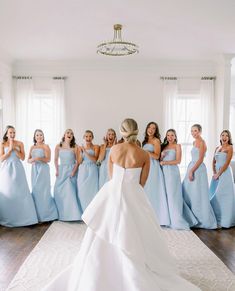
top-left (120, 118), bottom-right (139, 143)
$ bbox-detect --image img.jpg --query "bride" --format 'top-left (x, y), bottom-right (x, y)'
top-left (43, 118), bottom-right (200, 291)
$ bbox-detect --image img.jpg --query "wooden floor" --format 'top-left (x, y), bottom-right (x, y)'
top-left (0, 224), bottom-right (235, 291)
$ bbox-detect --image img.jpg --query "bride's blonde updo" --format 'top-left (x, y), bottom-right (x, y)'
top-left (120, 118), bottom-right (139, 143)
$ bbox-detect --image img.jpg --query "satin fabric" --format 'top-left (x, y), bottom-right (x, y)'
top-left (77, 149), bottom-right (99, 211)
top-left (143, 143), bottom-right (170, 226)
top-left (31, 148), bottom-right (58, 222)
top-left (98, 147), bottom-right (111, 189)
top-left (54, 149), bottom-right (82, 221)
top-left (182, 147), bottom-right (217, 229)
top-left (43, 164), bottom-right (200, 291)
top-left (162, 149), bottom-right (197, 229)
top-left (0, 147), bottom-right (38, 227)
top-left (209, 152), bottom-right (235, 228)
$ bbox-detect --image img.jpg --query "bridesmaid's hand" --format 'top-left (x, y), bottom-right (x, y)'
top-left (188, 170), bottom-right (194, 181)
top-left (213, 173), bottom-right (220, 180)
top-left (55, 170), bottom-right (59, 177)
top-left (28, 158), bottom-right (35, 164)
top-left (9, 139), bottom-right (14, 152)
top-left (160, 151), bottom-right (166, 160)
top-left (70, 171), bottom-right (75, 177)
top-left (160, 161), bottom-right (165, 166)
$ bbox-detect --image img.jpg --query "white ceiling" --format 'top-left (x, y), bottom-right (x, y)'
top-left (0, 0), bottom-right (235, 62)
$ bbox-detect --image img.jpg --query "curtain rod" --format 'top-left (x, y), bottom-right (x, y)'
top-left (12, 76), bottom-right (67, 80)
top-left (160, 76), bottom-right (216, 80)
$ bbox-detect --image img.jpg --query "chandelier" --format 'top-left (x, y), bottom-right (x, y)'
top-left (97, 24), bottom-right (139, 56)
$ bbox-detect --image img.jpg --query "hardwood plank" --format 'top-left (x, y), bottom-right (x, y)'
top-left (0, 223), bottom-right (234, 291)
top-left (0, 223), bottom-right (51, 291)
top-left (193, 227), bottom-right (235, 274)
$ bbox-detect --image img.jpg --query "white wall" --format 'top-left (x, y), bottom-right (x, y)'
top-left (0, 61), bottom-right (14, 135)
top-left (13, 59), bottom-right (218, 145)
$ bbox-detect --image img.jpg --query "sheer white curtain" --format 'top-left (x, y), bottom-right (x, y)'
top-left (52, 78), bottom-right (66, 141)
top-left (15, 78), bottom-right (35, 153)
top-left (14, 77), bottom-right (66, 189)
top-left (162, 79), bottom-right (178, 133)
top-left (200, 79), bottom-right (216, 177)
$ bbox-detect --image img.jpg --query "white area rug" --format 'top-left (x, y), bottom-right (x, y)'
top-left (6, 221), bottom-right (235, 291)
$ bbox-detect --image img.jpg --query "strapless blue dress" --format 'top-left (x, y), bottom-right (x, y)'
top-left (162, 149), bottom-right (197, 229)
top-left (0, 147), bottom-right (38, 227)
top-left (143, 143), bottom-right (170, 226)
top-left (209, 152), bottom-right (235, 228)
top-left (54, 149), bottom-right (82, 221)
top-left (182, 147), bottom-right (217, 229)
top-left (77, 149), bottom-right (99, 211)
top-left (31, 148), bottom-right (58, 222)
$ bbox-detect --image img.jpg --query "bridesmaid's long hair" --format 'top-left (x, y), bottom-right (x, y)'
top-left (2, 125), bottom-right (15, 143)
top-left (161, 129), bottom-right (178, 151)
top-left (142, 122), bottom-right (161, 147)
top-left (220, 130), bottom-right (233, 145)
top-left (60, 129), bottom-right (76, 148)
top-left (33, 129), bottom-right (45, 145)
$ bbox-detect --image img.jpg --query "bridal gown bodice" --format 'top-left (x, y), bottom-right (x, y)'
top-left (43, 163), bottom-right (201, 291)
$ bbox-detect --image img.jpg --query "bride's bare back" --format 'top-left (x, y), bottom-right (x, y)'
top-left (109, 142), bottom-right (150, 187)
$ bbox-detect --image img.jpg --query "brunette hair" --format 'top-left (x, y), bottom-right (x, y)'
top-left (60, 129), bottom-right (76, 148)
top-left (2, 125), bottom-right (15, 143)
top-left (220, 130), bottom-right (233, 145)
top-left (161, 129), bottom-right (178, 150)
top-left (33, 129), bottom-right (45, 145)
top-left (142, 122), bottom-right (161, 146)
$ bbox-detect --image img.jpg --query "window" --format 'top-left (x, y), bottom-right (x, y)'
top-left (175, 94), bottom-right (201, 177)
top-left (15, 77), bottom-right (65, 191)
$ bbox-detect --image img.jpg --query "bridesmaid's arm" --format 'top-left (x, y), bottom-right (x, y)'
top-left (212, 148), bottom-right (218, 175)
top-left (160, 145), bottom-right (182, 165)
top-left (71, 146), bottom-right (80, 177)
top-left (189, 141), bottom-right (206, 181)
top-left (140, 153), bottom-right (150, 187)
top-left (83, 145), bottom-right (100, 162)
top-left (148, 139), bottom-right (161, 160)
top-left (14, 142), bottom-right (25, 160)
top-left (97, 144), bottom-right (106, 163)
top-left (54, 145), bottom-right (59, 176)
top-left (0, 143), bottom-right (12, 162)
top-left (214, 146), bottom-right (233, 179)
top-left (35, 145), bottom-right (51, 163)
top-left (27, 146), bottom-right (34, 163)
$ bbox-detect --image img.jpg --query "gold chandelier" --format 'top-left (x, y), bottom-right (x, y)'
top-left (97, 24), bottom-right (139, 56)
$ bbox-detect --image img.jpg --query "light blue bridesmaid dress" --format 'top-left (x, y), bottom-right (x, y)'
top-left (143, 143), bottom-right (170, 226)
top-left (161, 149), bottom-right (198, 229)
top-left (182, 147), bottom-right (217, 229)
top-left (54, 149), bottom-right (82, 221)
top-left (31, 148), bottom-right (58, 222)
top-left (0, 147), bottom-right (38, 227)
top-left (99, 147), bottom-right (111, 189)
top-left (77, 149), bottom-right (99, 211)
top-left (209, 152), bottom-right (235, 228)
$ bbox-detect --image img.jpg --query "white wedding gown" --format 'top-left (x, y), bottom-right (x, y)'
top-left (43, 164), bottom-right (200, 291)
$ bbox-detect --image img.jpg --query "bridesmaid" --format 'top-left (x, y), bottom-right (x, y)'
top-left (54, 129), bottom-right (82, 221)
top-left (182, 124), bottom-right (217, 229)
top-left (142, 122), bottom-right (170, 226)
top-left (28, 129), bottom-right (58, 222)
top-left (97, 128), bottom-right (116, 189)
top-left (209, 130), bottom-right (235, 228)
top-left (160, 129), bottom-right (197, 229)
top-left (0, 125), bottom-right (38, 227)
top-left (77, 130), bottom-right (99, 211)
